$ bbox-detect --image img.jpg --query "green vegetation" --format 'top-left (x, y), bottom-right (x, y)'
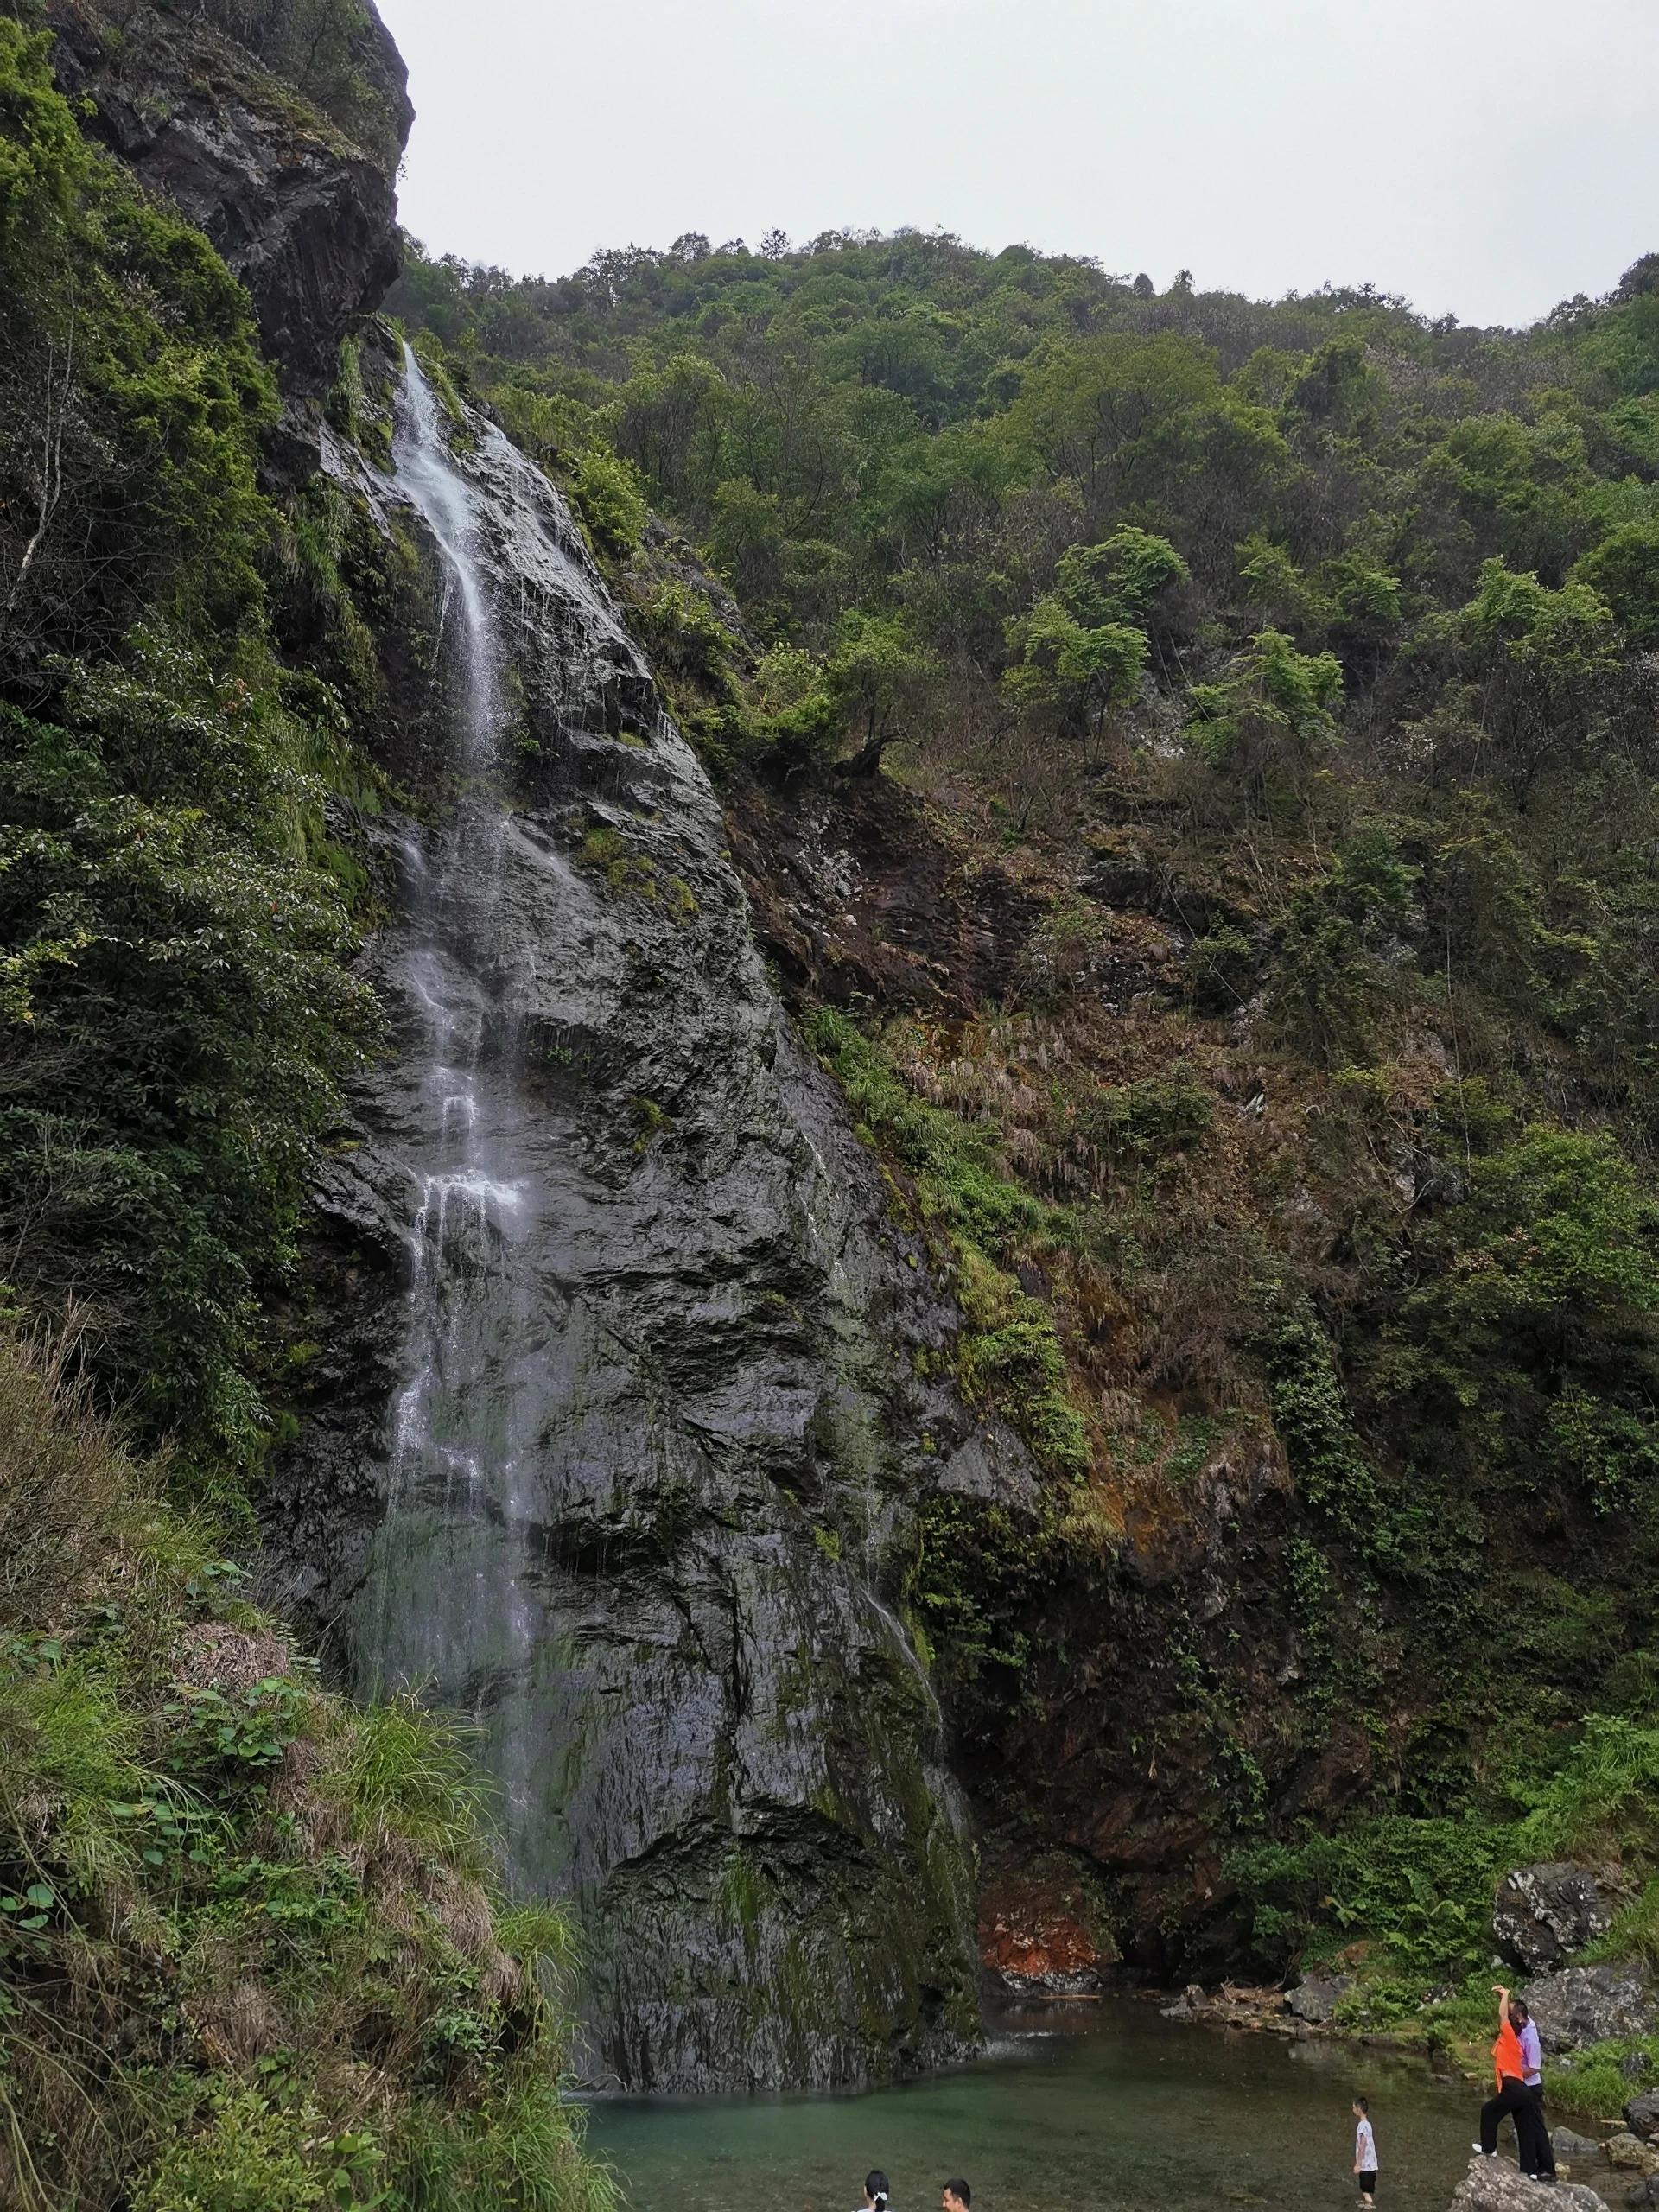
top-left (0, 1332), bottom-right (611, 2211)
top-left (393, 228), bottom-right (1659, 1969)
top-left (0, 22), bottom-right (378, 1497)
top-left (9, 0), bottom-right (1659, 2090)
top-left (0, 39), bottom-right (609, 2206)
top-left (1227, 1716), bottom-right (1659, 2113)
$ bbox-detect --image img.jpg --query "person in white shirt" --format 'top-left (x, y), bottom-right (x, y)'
top-left (1352, 2095), bottom-right (1378, 2207)
top-left (1510, 1999), bottom-right (1557, 2182)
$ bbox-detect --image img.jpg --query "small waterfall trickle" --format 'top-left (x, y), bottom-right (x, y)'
top-left (352, 346), bottom-right (542, 1839)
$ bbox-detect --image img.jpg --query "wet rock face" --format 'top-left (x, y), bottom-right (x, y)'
top-left (976, 1850), bottom-right (1120, 1998)
top-left (269, 365), bottom-right (1034, 2091)
top-left (1495, 1864), bottom-right (1615, 1976)
top-left (40, 1), bottom-right (410, 391)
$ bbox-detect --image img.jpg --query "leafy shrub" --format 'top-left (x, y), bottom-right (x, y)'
top-left (1230, 1815), bottom-right (1513, 1980)
top-left (1074, 1068), bottom-right (1214, 1166)
top-left (567, 443), bottom-right (647, 559)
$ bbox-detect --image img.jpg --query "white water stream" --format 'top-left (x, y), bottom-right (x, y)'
top-left (356, 346), bottom-right (543, 1831)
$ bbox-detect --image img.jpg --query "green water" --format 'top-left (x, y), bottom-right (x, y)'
top-left (586, 2000), bottom-right (1484, 2212)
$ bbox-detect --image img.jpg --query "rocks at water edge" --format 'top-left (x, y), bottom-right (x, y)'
top-left (1522, 1966), bottom-right (1659, 2052)
top-left (1606, 2138), bottom-right (1659, 2176)
top-left (1629, 2092), bottom-right (1659, 2143)
top-left (1554, 2129), bottom-right (1607, 2162)
top-left (1451, 2155), bottom-right (1608, 2212)
top-left (1286, 1973), bottom-right (1353, 2024)
top-left (976, 1852), bottom-right (1119, 1996)
top-left (1495, 1864), bottom-right (1616, 1975)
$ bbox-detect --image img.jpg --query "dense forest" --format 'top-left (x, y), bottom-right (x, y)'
top-left (5, 0), bottom-right (1659, 2191)
top-left (390, 229), bottom-right (1659, 2031)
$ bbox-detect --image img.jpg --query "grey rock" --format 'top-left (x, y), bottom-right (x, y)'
top-left (1495, 1864), bottom-right (1616, 1975)
top-left (1624, 2181), bottom-right (1659, 2208)
top-left (267, 353), bottom-right (1040, 2094)
top-left (1606, 2138), bottom-right (1659, 2176)
top-left (1286, 1973), bottom-right (1351, 2024)
top-left (1629, 2093), bottom-right (1659, 2143)
top-left (1523, 1967), bottom-right (1659, 2054)
top-left (1452, 2154), bottom-right (1609, 2212)
top-left (1554, 2133), bottom-right (1606, 2162)
top-left (39, 0), bottom-right (410, 391)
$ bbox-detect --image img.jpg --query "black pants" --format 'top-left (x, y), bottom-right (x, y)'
top-left (1522, 2084), bottom-right (1555, 2178)
top-left (1481, 2076), bottom-right (1532, 2159)
top-left (1357, 2171), bottom-right (1378, 2201)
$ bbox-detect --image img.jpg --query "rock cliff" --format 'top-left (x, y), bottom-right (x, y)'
top-left (37, 0), bottom-right (410, 391)
top-left (264, 335), bottom-right (1037, 2090)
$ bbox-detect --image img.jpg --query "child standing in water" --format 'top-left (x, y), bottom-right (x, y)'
top-left (1353, 2096), bottom-right (1378, 2207)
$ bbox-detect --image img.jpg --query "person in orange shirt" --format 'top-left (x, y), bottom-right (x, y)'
top-left (1475, 1985), bottom-right (1541, 2168)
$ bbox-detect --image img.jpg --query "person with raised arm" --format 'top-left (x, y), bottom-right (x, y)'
top-left (1475, 1985), bottom-right (1535, 2164)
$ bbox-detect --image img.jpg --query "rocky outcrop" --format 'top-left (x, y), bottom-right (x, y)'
top-left (1454, 2158), bottom-right (1608, 2212)
top-left (976, 1849), bottom-right (1119, 1996)
top-left (1629, 2093), bottom-right (1659, 2143)
top-left (1523, 1967), bottom-right (1659, 2053)
top-left (1496, 1865), bottom-right (1616, 1975)
top-left (267, 345), bottom-right (1037, 2092)
top-left (39, 0), bottom-right (410, 391)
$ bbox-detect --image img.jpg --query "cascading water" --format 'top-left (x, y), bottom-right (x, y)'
top-left (296, 338), bottom-right (1026, 2091)
top-left (349, 346), bottom-right (544, 1839)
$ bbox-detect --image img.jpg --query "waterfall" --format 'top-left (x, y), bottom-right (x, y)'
top-left (301, 342), bottom-right (1004, 2091)
top-left (349, 346), bottom-right (542, 1838)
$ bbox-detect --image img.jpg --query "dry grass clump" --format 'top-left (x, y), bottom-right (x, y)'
top-left (0, 1321), bottom-right (148, 1630)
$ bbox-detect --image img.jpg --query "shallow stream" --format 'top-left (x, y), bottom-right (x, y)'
top-left (587, 2000), bottom-right (1482, 2212)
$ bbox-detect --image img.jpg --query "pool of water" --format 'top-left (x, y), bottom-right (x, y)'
top-left (585, 2000), bottom-right (1482, 2212)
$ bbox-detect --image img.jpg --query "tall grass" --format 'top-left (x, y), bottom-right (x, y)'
top-left (0, 1332), bottom-right (607, 2210)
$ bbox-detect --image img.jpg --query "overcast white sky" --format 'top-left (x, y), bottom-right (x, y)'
top-left (378, 0), bottom-right (1659, 329)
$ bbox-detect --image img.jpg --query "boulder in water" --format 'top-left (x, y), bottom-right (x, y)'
top-left (1553, 2130), bottom-right (1605, 2163)
top-left (1495, 1864), bottom-right (1615, 1974)
top-left (1451, 2154), bottom-right (1609, 2212)
top-left (1628, 2092), bottom-right (1659, 2143)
